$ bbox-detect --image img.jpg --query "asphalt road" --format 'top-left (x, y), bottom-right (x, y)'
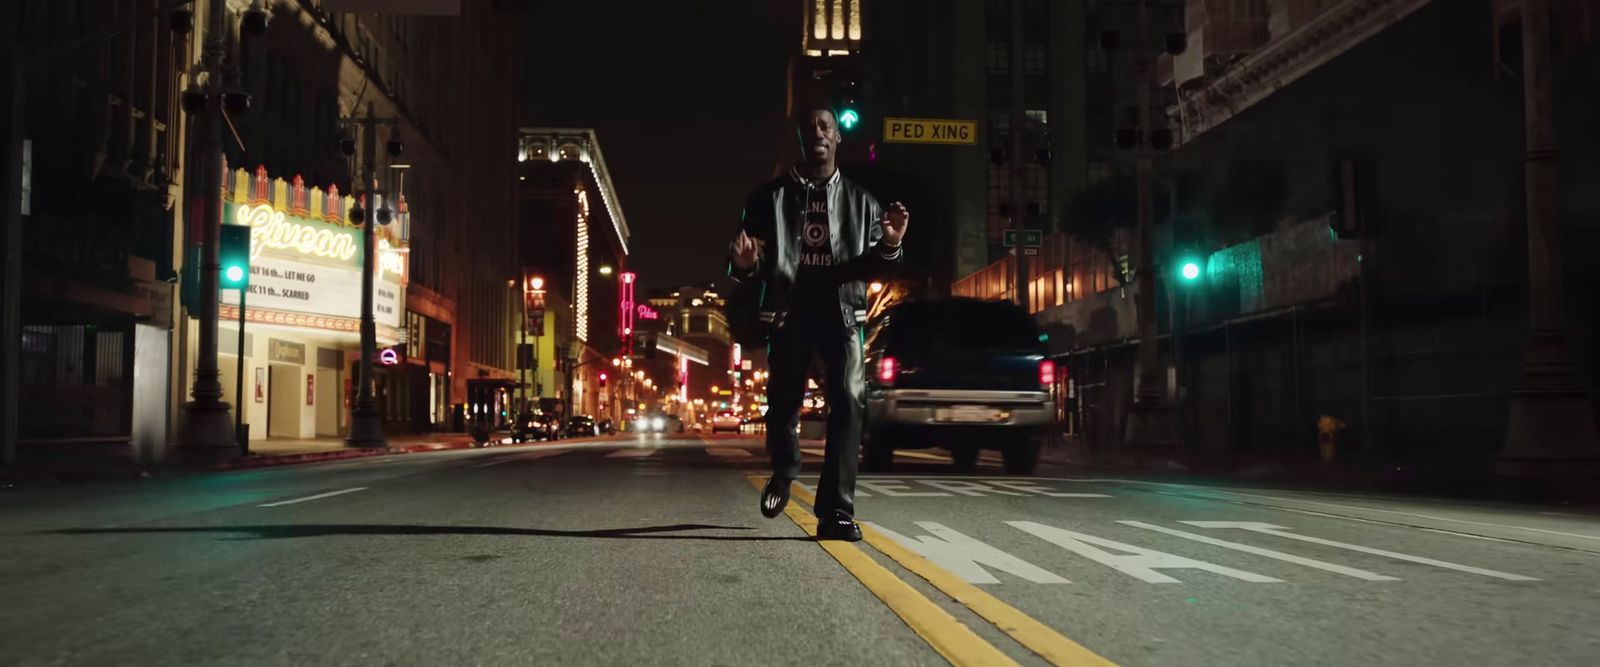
top-left (2, 434), bottom-right (1597, 666)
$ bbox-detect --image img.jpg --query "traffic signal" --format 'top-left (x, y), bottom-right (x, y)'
top-left (834, 72), bottom-right (861, 132)
top-left (598, 372), bottom-right (608, 388)
top-left (1178, 259), bottom-right (1202, 282)
top-left (219, 224), bottom-right (251, 290)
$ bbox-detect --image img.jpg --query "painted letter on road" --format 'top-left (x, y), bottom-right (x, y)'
top-left (1008, 521), bottom-right (1282, 584)
top-left (874, 522), bottom-right (1070, 585)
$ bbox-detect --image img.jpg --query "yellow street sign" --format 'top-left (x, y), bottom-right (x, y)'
top-left (883, 117), bottom-right (978, 145)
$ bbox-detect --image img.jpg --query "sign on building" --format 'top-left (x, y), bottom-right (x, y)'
top-left (220, 200), bottom-right (406, 335)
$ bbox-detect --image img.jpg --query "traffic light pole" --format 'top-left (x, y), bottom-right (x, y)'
top-left (1122, 0), bottom-right (1179, 455)
top-left (234, 288), bottom-right (247, 455)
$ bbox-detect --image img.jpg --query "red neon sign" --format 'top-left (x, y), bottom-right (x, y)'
top-left (637, 304), bottom-right (660, 320)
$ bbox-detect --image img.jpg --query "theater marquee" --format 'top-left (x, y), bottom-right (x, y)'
top-left (217, 165), bottom-right (408, 341)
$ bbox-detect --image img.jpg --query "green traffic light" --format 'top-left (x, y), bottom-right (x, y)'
top-left (224, 265), bottom-right (245, 284)
top-left (1180, 261), bottom-right (1201, 281)
top-left (838, 108), bottom-right (860, 130)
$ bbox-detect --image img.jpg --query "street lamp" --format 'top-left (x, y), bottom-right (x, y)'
top-left (341, 105), bottom-right (403, 449)
top-left (177, 0), bottom-right (270, 461)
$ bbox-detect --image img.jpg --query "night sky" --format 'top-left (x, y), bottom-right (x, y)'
top-left (521, 2), bottom-right (799, 293)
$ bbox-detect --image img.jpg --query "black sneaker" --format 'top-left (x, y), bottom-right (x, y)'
top-left (814, 510), bottom-right (862, 542)
top-left (760, 477), bottom-right (791, 518)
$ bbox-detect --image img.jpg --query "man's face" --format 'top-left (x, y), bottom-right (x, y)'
top-left (797, 109), bottom-right (840, 164)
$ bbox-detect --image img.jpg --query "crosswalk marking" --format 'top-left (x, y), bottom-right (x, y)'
top-left (1119, 521), bottom-right (1402, 581)
top-left (1008, 521), bottom-right (1282, 584)
top-left (706, 447), bottom-right (755, 459)
top-left (1180, 521), bottom-right (1540, 581)
top-left (872, 522), bottom-right (1072, 585)
top-left (606, 448), bottom-right (659, 459)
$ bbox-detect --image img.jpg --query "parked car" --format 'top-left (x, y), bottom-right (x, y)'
top-left (862, 298), bottom-right (1055, 474)
top-left (566, 415), bottom-right (599, 438)
top-left (511, 412), bottom-right (549, 443)
top-left (536, 413), bottom-right (563, 440)
top-left (598, 418), bottom-right (616, 435)
top-left (712, 410), bottom-right (742, 433)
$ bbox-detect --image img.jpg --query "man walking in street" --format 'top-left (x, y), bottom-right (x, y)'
top-left (728, 103), bottom-right (908, 541)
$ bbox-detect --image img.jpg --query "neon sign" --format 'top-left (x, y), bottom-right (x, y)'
top-left (235, 202), bottom-right (359, 262)
top-left (378, 238), bottom-right (406, 282)
top-left (637, 304), bottom-right (659, 320)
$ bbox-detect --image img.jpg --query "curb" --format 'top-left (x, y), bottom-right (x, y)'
top-left (209, 438), bottom-right (489, 471)
top-left (206, 434), bottom-right (629, 471)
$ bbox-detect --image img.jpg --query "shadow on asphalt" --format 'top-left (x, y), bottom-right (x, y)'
top-left (45, 523), bottom-right (815, 542)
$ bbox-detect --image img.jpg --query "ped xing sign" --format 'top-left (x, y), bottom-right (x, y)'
top-left (883, 117), bottom-right (977, 145)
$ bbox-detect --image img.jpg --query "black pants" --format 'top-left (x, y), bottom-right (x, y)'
top-left (765, 310), bottom-right (864, 519)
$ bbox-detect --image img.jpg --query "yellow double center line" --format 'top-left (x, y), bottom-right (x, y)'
top-left (749, 476), bottom-right (1117, 667)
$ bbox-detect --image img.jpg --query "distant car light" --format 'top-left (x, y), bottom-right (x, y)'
top-left (1040, 360), bottom-right (1056, 388)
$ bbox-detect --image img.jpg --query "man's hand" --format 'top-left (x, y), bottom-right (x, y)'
top-left (881, 202), bottom-right (909, 247)
top-left (731, 231), bottom-right (764, 271)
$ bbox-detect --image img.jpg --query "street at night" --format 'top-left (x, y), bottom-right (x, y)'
top-left (6, 0), bottom-right (1600, 664)
top-left (3, 437), bottom-right (1598, 665)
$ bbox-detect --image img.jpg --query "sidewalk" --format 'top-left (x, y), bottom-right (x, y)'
top-left (215, 432), bottom-right (514, 470)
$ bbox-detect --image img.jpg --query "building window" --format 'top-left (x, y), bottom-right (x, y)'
top-left (986, 42), bottom-right (1009, 75)
top-left (1087, 47), bottom-right (1108, 75)
top-left (1024, 43), bottom-right (1047, 76)
top-left (1088, 161), bottom-right (1111, 184)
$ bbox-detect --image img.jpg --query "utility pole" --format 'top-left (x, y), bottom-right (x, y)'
top-left (1122, 0), bottom-right (1179, 455)
top-left (1, 48), bottom-right (22, 470)
top-left (343, 103), bottom-right (396, 449)
top-left (1497, 0), bottom-right (1600, 483)
top-left (1008, 0), bottom-right (1028, 308)
top-left (176, 0), bottom-right (237, 461)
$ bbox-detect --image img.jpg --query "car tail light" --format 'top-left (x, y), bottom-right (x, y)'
top-left (1039, 360), bottom-right (1056, 388)
top-left (878, 356), bottom-right (897, 384)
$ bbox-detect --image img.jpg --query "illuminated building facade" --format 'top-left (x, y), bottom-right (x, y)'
top-left (516, 128), bottom-right (631, 422)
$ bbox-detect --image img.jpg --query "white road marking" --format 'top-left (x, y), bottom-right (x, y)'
top-left (872, 522), bottom-right (1071, 585)
top-left (987, 479), bottom-right (1111, 498)
top-left (859, 480), bottom-right (950, 497)
top-left (706, 447), bottom-right (755, 458)
top-left (258, 487), bottom-right (369, 507)
top-left (1119, 520), bottom-right (1402, 581)
top-left (1012, 477), bottom-right (1600, 544)
top-left (1180, 521), bottom-right (1541, 581)
top-left (1008, 521), bottom-right (1282, 584)
top-left (919, 480), bottom-right (1026, 497)
top-left (606, 448), bottom-right (659, 459)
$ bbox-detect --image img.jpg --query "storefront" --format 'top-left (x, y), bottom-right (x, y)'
top-left (185, 165), bottom-right (409, 443)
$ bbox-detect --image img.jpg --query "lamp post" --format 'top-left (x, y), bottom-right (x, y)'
top-left (1497, 0), bottom-right (1600, 484)
top-left (340, 103), bottom-right (403, 449)
top-left (177, 0), bottom-right (268, 461)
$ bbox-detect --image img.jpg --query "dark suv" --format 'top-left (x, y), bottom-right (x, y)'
top-left (863, 298), bottom-right (1055, 474)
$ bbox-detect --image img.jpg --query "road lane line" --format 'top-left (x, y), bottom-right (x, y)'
top-left (744, 477), bottom-right (1021, 666)
top-left (606, 448), bottom-right (659, 459)
top-left (1180, 521), bottom-right (1541, 581)
top-left (1118, 521), bottom-right (1401, 581)
top-left (773, 479), bottom-right (1119, 667)
top-left (474, 450), bottom-right (572, 467)
top-left (258, 487), bottom-right (369, 507)
top-left (705, 447), bottom-right (755, 459)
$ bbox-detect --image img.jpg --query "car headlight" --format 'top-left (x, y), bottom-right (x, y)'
top-left (652, 418), bottom-right (665, 430)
